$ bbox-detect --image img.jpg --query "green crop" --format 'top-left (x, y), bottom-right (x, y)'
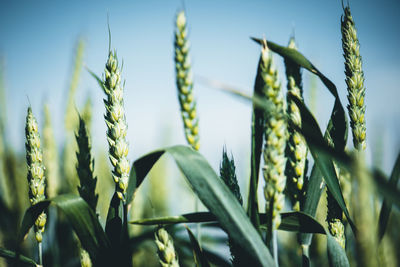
top-left (0, 3), bottom-right (399, 267)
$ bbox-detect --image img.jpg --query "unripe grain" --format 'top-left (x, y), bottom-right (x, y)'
top-left (175, 11), bottom-right (200, 151)
top-left (102, 50), bottom-right (130, 202)
top-left (25, 107), bottom-right (47, 243)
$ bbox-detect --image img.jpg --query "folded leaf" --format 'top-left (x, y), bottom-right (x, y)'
top-left (126, 145), bottom-right (274, 267)
top-left (18, 194), bottom-right (109, 264)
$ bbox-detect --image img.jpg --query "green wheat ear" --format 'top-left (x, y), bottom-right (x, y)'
top-left (175, 10), bottom-right (200, 151)
top-left (284, 37), bottom-right (308, 211)
top-left (220, 148), bottom-right (252, 265)
top-left (260, 41), bottom-right (288, 230)
top-left (25, 107), bottom-right (47, 243)
top-left (342, 5), bottom-right (366, 151)
top-left (80, 249), bottom-right (92, 267)
top-left (220, 147), bottom-right (242, 205)
top-left (102, 50), bottom-right (130, 202)
top-left (155, 227), bottom-right (180, 267)
top-left (76, 116), bottom-right (98, 212)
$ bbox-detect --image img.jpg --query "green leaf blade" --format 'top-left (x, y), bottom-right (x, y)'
top-left (127, 145), bottom-right (274, 267)
top-left (378, 151), bottom-right (400, 240)
top-left (18, 194), bottom-right (109, 264)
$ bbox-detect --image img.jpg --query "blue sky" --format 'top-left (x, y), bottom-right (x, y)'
top-left (1, 0), bottom-right (399, 176)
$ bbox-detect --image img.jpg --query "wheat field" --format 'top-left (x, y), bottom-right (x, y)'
top-left (0, 1), bottom-right (399, 267)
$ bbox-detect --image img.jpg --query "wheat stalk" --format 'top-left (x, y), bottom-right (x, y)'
top-left (155, 227), bottom-right (180, 267)
top-left (342, 5), bottom-right (366, 151)
top-left (284, 37), bottom-right (308, 211)
top-left (25, 107), bottom-right (47, 264)
top-left (102, 50), bottom-right (130, 201)
top-left (175, 10), bottom-right (200, 151)
top-left (260, 41), bottom-right (287, 231)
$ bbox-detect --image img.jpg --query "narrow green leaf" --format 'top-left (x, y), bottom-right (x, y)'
top-left (278, 212), bottom-right (325, 234)
top-left (126, 150), bottom-right (165, 204)
top-left (130, 212), bottom-right (216, 225)
top-left (267, 212), bottom-right (349, 267)
top-left (175, 236), bottom-right (231, 267)
top-left (289, 95), bottom-right (356, 233)
top-left (185, 226), bottom-right (211, 267)
top-left (135, 211), bottom-right (349, 267)
top-left (215, 87), bottom-right (351, 167)
top-left (87, 67), bottom-right (107, 93)
top-left (299, 165), bottom-right (324, 246)
top-left (127, 145), bottom-right (274, 267)
top-left (251, 38), bottom-right (338, 99)
top-left (0, 248), bottom-right (37, 266)
top-left (378, 151), bottom-right (400, 240)
top-left (18, 194), bottom-right (109, 264)
top-left (250, 41), bottom-right (349, 233)
top-left (247, 53), bottom-right (270, 230)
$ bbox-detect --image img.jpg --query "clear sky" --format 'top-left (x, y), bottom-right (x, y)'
top-left (1, 0), bottom-right (399, 177)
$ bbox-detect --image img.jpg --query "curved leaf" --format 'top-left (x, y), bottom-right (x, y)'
top-left (299, 164), bottom-right (325, 246)
top-left (130, 212), bottom-right (216, 225)
top-left (289, 95), bottom-right (356, 233)
top-left (247, 54), bottom-right (270, 231)
top-left (373, 169), bottom-right (400, 213)
top-left (18, 194), bottom-right (109, 264)
top-left (0, 248), bottom-right (37, 266)
top-left (127, 145), bottom-right (274, 267)
top-left (251, 38), bottom-right (351, 234)
top-left (251, 38), bottom-right (339, 99)
top-left (186, 226), bottom-right (211, 267)
top-left (267, 212), bottom-right (349, 267)
top-left (378, 151), bottom-right (400, 240)
top-left (129, 211), bottom-right (349, 267)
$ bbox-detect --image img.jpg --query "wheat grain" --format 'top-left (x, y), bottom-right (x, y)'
top-left (155, 227), bottom-right (180, 267)
top-left (80, 248), bottom-right (92, 267)
top-left (102, 50), bottom-right (130, 201)
top-left (25, 107), bottom-right (47, 243)
top-left (260, 41), bottom-right (287, 230)
top-left (342, 5), bottom-right (366, 151)
top-left (175, 11), bottom-right (200, 151)
top-left (284, 37), bottom-right (308, 211)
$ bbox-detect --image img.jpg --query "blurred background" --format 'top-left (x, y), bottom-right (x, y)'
top-left (0, 0), bottom-right (399, 266)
